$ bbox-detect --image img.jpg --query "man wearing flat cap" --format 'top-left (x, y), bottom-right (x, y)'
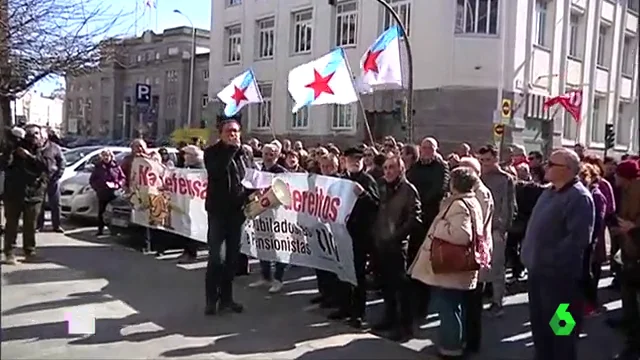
top-left (203, 114), bottom-right (252, 315)
top-left (329, 145), bottom-right (380, 328)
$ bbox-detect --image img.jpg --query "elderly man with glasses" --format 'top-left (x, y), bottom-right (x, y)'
top-left (521, 148), bottom-right (595, 360)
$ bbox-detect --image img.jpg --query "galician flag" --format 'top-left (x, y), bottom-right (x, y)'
top-left (216, 69), bottom-right (263, 117)
top-left (288, 48), bottom-right (358, 113)
top-left (359, 25), bottom-right (403, 89)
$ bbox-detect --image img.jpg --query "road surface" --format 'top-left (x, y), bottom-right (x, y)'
top-left (1, 223), bottom-right (624, 359)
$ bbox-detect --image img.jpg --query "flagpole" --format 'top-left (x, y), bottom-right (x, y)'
top-left (340, 49), bottom-right (374, 145)
top-left (134, 0), bottom-right (138, 36)
top-left (155, 1), bottom-right (159, 33)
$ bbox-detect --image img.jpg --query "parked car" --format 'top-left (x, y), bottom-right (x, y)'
top-left (62, 146), bottom-right (130, 182)
top-left (60, 148), bottom-right (178, 221)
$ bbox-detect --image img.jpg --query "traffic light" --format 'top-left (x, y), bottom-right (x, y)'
top-left (605, 123), bottom-right (615, 150)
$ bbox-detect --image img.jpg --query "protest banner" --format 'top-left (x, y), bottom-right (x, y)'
top-left (129, 156), bottom-right (209, 242)
top-left (240, 169), bottom-right (359, 285)
top-left (129, 159), bottom-right (359, 284)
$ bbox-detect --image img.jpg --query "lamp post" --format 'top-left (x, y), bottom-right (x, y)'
top-left (174, 9), bottom-right (196, 128)
top-left (373, 0), bottom-right (414, 142)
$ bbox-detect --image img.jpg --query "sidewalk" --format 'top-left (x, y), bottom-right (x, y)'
top-left (1, 228), bottom-right (623, 359)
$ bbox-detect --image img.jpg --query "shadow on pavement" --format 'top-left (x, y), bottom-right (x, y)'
top-left (1, 228), bottom-right (625, 359)
top-left (294, 338), bottom-right (425, 360)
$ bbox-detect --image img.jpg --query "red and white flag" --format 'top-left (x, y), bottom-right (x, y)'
top-left (543, 89), bottom-right (583, 123)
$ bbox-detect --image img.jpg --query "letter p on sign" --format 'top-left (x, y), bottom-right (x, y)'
top-left (65, 307), bottom-right (96, 335)
top-left (136, 84), bottom-right (151, 104)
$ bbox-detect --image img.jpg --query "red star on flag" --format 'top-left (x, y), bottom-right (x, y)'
top-left (362, 49), bottom-right (383, 74)
top-left (305, 69), bottom-right (335, 99)
top-left (231, 85), bottom-right (248, 106)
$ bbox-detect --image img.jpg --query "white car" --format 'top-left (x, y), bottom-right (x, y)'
top-left (60, 148), bottom-right (178, 220)
top-left (61, 146), bottom-right (130, 183)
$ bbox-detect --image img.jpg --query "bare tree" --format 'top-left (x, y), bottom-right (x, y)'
top-left (0, 0), bottom-right (130, 134)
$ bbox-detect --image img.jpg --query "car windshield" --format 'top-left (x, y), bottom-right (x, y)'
top-left (63, 147), bottom-right (101, 166)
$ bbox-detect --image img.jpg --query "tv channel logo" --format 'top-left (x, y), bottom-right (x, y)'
top-left (549, 303), bottom-right (576, 336)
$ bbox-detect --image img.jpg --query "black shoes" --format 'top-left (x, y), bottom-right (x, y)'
top-left (347, 317), bottom-right (364, 329)
top-left (204, 301), bottom-right (244, 316)
top-left (204, 303), bottom-right (218, 316)
top-left (219, 301), bottom-right (244, 314)
top-left (327, 309), bottom-right (349, 320)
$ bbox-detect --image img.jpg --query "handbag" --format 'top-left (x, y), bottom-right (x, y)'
top-left (430, 199), bottom-right (482, 274)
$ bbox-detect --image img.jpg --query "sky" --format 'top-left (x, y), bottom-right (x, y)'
top-left (36, 0), bottom-right (212, 95)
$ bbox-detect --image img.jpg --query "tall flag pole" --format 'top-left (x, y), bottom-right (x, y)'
top-left (155, 0), bottom-right (159, 33)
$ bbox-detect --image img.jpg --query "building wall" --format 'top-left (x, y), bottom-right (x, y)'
top-left (64, 27), bottom-right (211, 140)
top-left (209, 0), bottom-right (639, 154)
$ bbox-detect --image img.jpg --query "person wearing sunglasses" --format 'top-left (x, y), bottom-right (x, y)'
top-left (521, 148), bottom-right (594, 360)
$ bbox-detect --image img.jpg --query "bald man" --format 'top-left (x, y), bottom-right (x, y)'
top-left (522, 149), bottom-right (594, 360)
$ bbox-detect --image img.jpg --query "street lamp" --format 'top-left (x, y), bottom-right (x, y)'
top-left (373, 0), bottom-right (414, 142)
top-left (174, 9), bottom-right (196, 128)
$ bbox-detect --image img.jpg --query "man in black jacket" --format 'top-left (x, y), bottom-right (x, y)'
top-left (2, 125), bottom-right (50, 264)
top-left (330, 146), bottom-right (379, 329)
top-left (406, 137), bottom-right (449, 317)
top-left (203, 115), bottom-right (252, 315)
top-left (36, 129), bottom-right (65, 233)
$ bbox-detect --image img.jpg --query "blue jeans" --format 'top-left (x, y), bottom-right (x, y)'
top-left (37, 180), bottom-right (61, 229)
top-left (432, 286), bottom-right (466, 357)
top-left (260, 261), bottom-right (286, 282)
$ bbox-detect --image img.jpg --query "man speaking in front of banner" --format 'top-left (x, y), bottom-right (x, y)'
top-left (203, 114), bottom-right (252, 316)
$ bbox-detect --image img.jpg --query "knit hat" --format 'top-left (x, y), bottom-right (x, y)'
top-left (615, 160), bottom-right (640, 179)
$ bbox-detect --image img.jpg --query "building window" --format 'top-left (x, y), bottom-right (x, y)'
top-left (629, 0), bottom-right (639, 13)
top-left (562, 111), bottom-right (579, 141)
top-left (201, 94), bottom-right (209, 108)
top-left (336, 1), bottom-right (358, 47)
top-left (255, 83), bottom-right (272, 128)
top-left (145, 77), bottom-right (151, 85)
top-left (616, 102), bottom-right (631, 146)
top-left (256, 17), bottom-right (275, 59)
top-left (292, 105), bottom-right (309, 129)
top-left (596, 26), bottom-right (608, 68)
top-left (137, 54), bottom-right (143, 62)
top-left (225, 25), bottom-right (242, 64)
top-left (568, 14), bottom-right (581, 58)
top-left (203, 70), bottom-right (210, 80)
top-left (168, 47), bottom-right (179, 56)
top-left (621, 35), bottom-right (635, 76)
top-left (332, 104), bottom-right (355, 129)
top-left (145, 52), bottom-right (151, 61)
top-left (455, 0), bottom-right (499, 35)
top-left (67, 101), bottom-right (74, 114)
top-left (383, 0), bottom-right (412, 35)
top-left (590, 96), bottom-right (605, 143)
top-left (164, 119), bottom-right (175, 135)
top-left (155, 52), bottom-right (161, 60)
top-left (227, 0), bottom-right (241, 6)
top-left (154, 77), bottom-right (161, 85)
top-left (534, 0), bottom-right (547, 47)
top-left (166, 95), bottom-right (177, 108)
top-left (166, 70), bottom-right (178, 82)
top-left (292, 9), bottom-right (313, 54)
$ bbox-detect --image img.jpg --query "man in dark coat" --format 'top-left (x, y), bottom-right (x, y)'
top-left (405, 137), bottom-right (449, 316)
top-left (36, 129), bottom-right (65, 232)
top-left (2, 125), bottom-right (50, 264)
top-left (203, 114), bottom-right (252, 315)
top-left (328, 146), bottom-right (379, 329)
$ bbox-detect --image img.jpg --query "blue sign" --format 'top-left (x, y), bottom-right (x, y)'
top-left (136, 84), bottom-right (151, 104)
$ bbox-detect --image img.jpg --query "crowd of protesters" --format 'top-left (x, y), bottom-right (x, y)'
top-left (2, 117), bottom-right (639, 360)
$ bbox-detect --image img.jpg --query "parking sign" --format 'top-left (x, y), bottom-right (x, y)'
top-left (136, 84), bottom-right (151, 104)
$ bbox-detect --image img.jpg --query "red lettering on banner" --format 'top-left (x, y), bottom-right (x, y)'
top-left (135, 163), bottom-right (208, 200)
top-left (283, 182), bottom-right (342, 222)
